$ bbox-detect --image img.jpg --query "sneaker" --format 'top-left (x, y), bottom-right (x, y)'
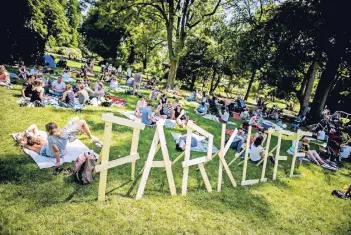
top-left (269, 156), bottom-right (275, 165)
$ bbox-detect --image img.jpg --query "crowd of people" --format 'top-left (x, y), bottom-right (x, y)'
top-left (2, 58), bottom-right (351, 172)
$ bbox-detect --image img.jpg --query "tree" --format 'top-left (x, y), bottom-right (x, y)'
top-left (66, 0), bottom-right (82, 47)
top-left (308, 0), bottom-right (351, 122)
top-left (81, 4), bottom-right (127, 60)
top-left (111, 0), bottom-right (223, 86)
top-left (0, 0), bottom-right (45, 64)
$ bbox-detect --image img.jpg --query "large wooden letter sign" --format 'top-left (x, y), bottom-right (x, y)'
top-left (96, 113), bottom-right (145, 201)
top-left (241, 127), bottom-right (276, 186)
top-left (217, 124), bottom-right (238, 191)
top-left (182, 121), bottom-right (213, 195)
top-left (136, 120), bottom-right (176, 199)
top-left (289, 130), bottom-right (312, 177)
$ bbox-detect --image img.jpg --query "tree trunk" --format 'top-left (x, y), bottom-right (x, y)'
top-left (142, 58), bottom-right (147, 70)
top-left (244, 69), bottom-right (256, 101)
top-left (190, 74), bottom-right (196, 90)
top-left (167, 59), bottom-right (178, 87)
top-left (210, 66), bottom-right (217, 94)
top-left (225, 74), bottom-right (234, 92)
top-left (300, 54), bottom-right (320, 115)
top-left (308, 58), bottom-right (340, 123)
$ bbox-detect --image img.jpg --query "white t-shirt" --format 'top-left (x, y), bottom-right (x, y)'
top-left (249, 144), bottom-right (263, 162)
top-left (127, 68), bottom-right (132, 77)
top-left (317, 130), bottom-right (326, 141)
top-left (52, 80), bottom-right (66, 92)
top-left (221, 111), bottom-right (229, 122)
top-left (340, 145), bottom-right (351, 159)
top-left (94, 88), bottom-right (105, 97)
top-left (249, 116), bottom-right (257, 125)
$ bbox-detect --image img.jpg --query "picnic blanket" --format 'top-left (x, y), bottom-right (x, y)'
top-left (171, 132), bottom-right (219, 153)
top-left (119, 111), bottom-right (177, 128)
top-left (10, 132), bottom-right (94, 169)
top-left (201, 114), bottom-right (237, 126)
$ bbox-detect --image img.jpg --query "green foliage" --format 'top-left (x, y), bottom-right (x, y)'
top-left (66, 0), bottom-right (82, 47)
top-left (29, 0), bottom-right (72, 47)
top-left (81, 4), bottom-right (126, 60)
top-left (47, 47), bottom-right (82, 59)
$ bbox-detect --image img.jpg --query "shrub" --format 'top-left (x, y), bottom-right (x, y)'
top-left (46, 47), bottom-right (82, 59)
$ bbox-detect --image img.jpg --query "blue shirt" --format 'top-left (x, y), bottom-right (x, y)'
top-left (198, 104), bottom-right (207, 113)
top-left (141, 107), bottom-right (152, 125)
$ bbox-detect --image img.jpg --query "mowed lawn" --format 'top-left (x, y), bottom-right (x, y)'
top-left (0, 81), bottom-right (351, 234)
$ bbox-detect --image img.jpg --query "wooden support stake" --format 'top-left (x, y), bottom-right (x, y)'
top-left (241, 126), bottom-right (252, 185)
top-left (289, 130), bottom-right (312, 177)
top-left (136, 121), bottom-right (176, 199)
top-left (130, 128), bottom-right (140, 180)
top-left (260, 130), bottom-right (272, 182)
top-left (181, 127), bottom-right (193, 196)
top-left (273, 130), bottom-right (283, 180)
top-left (98, 122), bottom-right (113, 201)
top-left (181, 121), bottom-right (214, 195)
top-left (217, 124), bottom-right (226, 192)
top-left (217, 124), bottom-right (238, 191)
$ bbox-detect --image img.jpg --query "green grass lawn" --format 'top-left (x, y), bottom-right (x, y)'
top-left (0, 74), bottom-right (351, 234)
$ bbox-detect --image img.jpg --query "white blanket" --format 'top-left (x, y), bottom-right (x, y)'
top-left (171, 132), bottom-right (219, 153)
top-left (202, 114), bottom-right (237, 126)
top-left (24, 139), bottom-right (91, 169)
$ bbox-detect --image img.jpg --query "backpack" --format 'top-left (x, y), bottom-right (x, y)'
top-left (74, 151), bottom-right (98, 184)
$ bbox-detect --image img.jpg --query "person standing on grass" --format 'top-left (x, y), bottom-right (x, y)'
top-left (133, 70), bottom-right (142, 95)
top-left (21, 75), bottom-right (35, 99)
top-left (0, 65), bottom-right (13, 89)
top-left (49, 76), bottom-right (66, 97)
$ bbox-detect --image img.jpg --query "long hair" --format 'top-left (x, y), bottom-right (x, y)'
top-left (253, 136), bottom-right (263, 147)
top-left (45, 122), bottom-right (61, 136)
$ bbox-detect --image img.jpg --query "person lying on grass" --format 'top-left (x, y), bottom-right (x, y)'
top-left (299, 138), bottom-right (326, 166)
top-left (176, 135), bottom-right (198, 151)
top-left (0, 65), bottom-right (13, 89)
top-left (172, 104), bottom-right (187, 128)
top-left (20, 118), bottom-right (100, 166)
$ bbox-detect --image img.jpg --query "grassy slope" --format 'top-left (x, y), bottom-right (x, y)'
top-left (0, 72), bottom-right (350, 235)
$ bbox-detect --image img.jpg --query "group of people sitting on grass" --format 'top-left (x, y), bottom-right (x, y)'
top-left (135, 94), bottom-right (188, 128)
top-left (17, 117), bottom-right (100, 166)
